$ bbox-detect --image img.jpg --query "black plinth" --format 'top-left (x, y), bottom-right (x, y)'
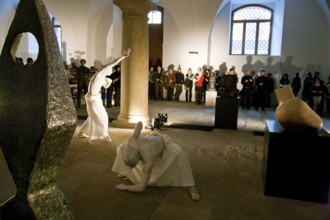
top-left (214, 97), bottom-right (239, 130)
top-left (263, 120), bottom-right (330, 203)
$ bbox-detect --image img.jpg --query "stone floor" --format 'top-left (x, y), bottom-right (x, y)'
top-left (1, 100), bottom-right (330, 220)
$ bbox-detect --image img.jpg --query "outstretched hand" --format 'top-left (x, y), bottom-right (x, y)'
top-left (124, 48), bottom-right (131, 57)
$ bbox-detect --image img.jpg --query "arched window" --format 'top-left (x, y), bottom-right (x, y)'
top-left (230, 5), bottom-right (273, 55)
top-left (148, 10), bottom-right (162, 24)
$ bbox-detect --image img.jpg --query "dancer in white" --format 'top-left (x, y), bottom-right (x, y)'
top-left (79, 49), bottom-right (131, 142)
top-left (112, 122), bottom-right (200, 201)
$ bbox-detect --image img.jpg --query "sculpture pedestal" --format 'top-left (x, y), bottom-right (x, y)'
top-left (205, 91), bottom-right (217, 107)
top-left (214, 97), bottom-right (239, 130)
top-left (263, 120), bottom-right (330, 203)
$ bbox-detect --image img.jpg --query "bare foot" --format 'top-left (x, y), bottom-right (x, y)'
top-left (116, 183), bottom-right (127, 191)
top-left (189, 186), bottom-right (200, 201)
top-left (104, 136), bottom-right (112, 143)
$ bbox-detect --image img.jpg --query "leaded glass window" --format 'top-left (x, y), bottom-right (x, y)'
top-left (230, 5), bottom-right (273, 55)
top-left (148, 10), bottom-right (162, 24)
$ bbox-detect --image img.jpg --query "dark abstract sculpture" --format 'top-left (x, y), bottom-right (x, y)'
top-left (0, 0), bottom-right (77, 219)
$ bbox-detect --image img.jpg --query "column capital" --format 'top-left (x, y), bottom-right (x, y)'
top-left (114, 0), bottom-right (155, 16)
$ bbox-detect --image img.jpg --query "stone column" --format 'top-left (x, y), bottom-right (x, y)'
top-left (112, 0), bottom-right (154, 128)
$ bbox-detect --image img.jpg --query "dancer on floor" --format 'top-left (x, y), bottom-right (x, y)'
top-left (112, 121), bottom-right (200, 201)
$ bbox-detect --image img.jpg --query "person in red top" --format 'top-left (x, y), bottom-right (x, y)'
top-left (195, 72), bottom-right (205, 105)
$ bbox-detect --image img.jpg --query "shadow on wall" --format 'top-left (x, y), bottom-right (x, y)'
top-left (69, 50), bottom-right (86, 67)
top-left (238, 55), bottom-right (325, 83)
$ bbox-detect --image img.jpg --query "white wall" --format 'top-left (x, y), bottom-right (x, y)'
top-left (0, 0), bottom-right (16, 55)
top-left (44, 0), bottom-right (122, 67)
top-left (161, 0), bottom-right (330, 86)
top-left (0, 0), bottom-right (122, 68)
top-left (160, 0), bottom-right (223, 72)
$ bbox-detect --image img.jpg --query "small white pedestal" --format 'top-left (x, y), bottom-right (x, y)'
top-left (205, 90), bottom-right (217, 107)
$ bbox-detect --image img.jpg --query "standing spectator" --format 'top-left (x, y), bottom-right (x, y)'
top-left (311, 78), bottom-right (326, 115)
top-left (154, 65), bottom-right (165, 101)
top-left (240, 70), bottom-right (253, 110)
top-left (312, 71), bottom-right (321, 83)
top-left (215, 70), bottom-right (222, 92)
top-left (184, 72), bottom-right (193, 102)
top-left (255, 70), bottom-right (267, 111)
top-left (16, 57), bottom-right (24, 65)
top-left (302, 72), bottom-right (314, 108)
top-left (76, 59), bottom-right (90, 108)
top-left (106, 71), bottom-right (114, 108)
top-left (279, 73), bottom-right (290, 88)
top-left (25, 57), bottom-right (34, 67)
top-left (165, 68), bottom-right (176, 101)
top-left (291, 72), bottom-right (301, 97)
top-left (202, 69), bottom-right (210, 103)
top-left (110, 65), bottom-right (121, 107)
top-left (195, 71), bottom-right (205, 105)
top-left (148, 66), bottom-right (155, 100)
top-left (251, 70), bottom-right (258, 107)
top-left (174, 67), bottom-right (184, 101)
top-left (265, 73), bottom-right (274, 107)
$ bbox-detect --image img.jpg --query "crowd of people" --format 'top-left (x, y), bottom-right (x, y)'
top-left (61, 57), bottom-right (330, 117)
top-left (15, 57), bottom-right (34, 67)
top-left (148, 66), bottom-right (212, 105)
top-left (148, 66), bottom-right (330, 116)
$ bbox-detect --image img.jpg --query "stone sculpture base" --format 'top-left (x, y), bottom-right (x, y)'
top-left (263, 120), bottom-right (330, 204)
top-left (214, 97), bottom-right (239, 130)
top-left (0, 187), bottom-right (73, 219)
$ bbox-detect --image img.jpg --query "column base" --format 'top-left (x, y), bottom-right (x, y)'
top-left (111, 114), bottom-right (150, 129)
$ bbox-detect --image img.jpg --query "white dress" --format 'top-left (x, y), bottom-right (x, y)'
top-left (79, 65), bottom-right (113, 142)
top-left (112, 132), bottom-right (195, 187)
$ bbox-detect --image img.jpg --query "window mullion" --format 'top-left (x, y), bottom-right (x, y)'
top-left (242, 21), bottom-right (246, 55)
top-left (255, 21), bottom-right (260, 55)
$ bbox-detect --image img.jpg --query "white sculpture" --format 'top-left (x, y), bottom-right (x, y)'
top-left (79, 49), bottom-right (131, 142)
top-left (112, 122), bottom-right (200, 201)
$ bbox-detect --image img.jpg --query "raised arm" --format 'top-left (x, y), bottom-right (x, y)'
top-left (98, 48), bottom-right (131, 77)
top-left (112, 48), bottom-right (131, 66)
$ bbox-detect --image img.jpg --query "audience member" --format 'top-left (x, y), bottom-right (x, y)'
top-left (240, 70), bottom-right (253, 110)
top-left (302, 72), bottom-right (314, 108)
top-left (291, 72), bottom-right (301, 97)
top-left (76, 59), bottom-right (90, 108)
top-left (255, 70), bottom-right (267, 111)
top-left (174, 67), bottom-right (184, 101)
top-left (265, 73), bottom-right (274, 107)
top-left (279, 73), bottom-right (290, 88)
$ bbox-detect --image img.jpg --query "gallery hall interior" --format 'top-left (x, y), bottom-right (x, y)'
top-left (1, 0), bottom-right (330, 219)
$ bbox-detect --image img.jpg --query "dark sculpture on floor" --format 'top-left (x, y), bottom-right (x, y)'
top-left (0, 0), bottom-right (76, 219)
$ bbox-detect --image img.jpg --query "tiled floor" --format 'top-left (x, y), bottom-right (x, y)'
top-left (1, 100), bottom-right (330, 220)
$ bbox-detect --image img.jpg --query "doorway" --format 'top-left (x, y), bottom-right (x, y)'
top-left (148, 6), bottom-right (163, 68)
